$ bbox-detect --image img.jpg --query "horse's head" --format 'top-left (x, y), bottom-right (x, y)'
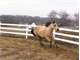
top-left (45, 20), bottom-right (59, 31)
top-left (51, 20), bottom-right (59, 32)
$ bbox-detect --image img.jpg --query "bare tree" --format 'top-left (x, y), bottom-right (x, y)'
top-left (59, 11), bottom-right (69, 19)
top-left (74, 13), bottom-right (79, 26)
top-left (74, 13), bottom-right (79, 20)
top-left (48, 10), bottom-right (57, 20)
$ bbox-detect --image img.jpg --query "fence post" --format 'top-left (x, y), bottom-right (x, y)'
top-left (26, 24), bottom-right (28, 39)
top-left (0, 21), bottom-right (1, 36)
top-left (0, 22), bottom-right (1, 29)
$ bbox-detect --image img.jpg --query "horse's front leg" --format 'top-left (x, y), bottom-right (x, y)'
top-left (52, 39), bottom-right (56, 48)
top-left (50, 39), bottom-right (52, 48)
top-left (52, 37), bottom-right (58, 48)
top-left (46, 37), bottom-right (52, 48)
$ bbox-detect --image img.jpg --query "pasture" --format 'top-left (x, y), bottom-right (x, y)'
top-left (0, 23), bottom-right (79, 60)
top-left (0, 36), bottom-right (78, 60)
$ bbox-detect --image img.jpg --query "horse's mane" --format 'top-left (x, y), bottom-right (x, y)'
top-left (45, 21), bottom-right (51, 27)
top-left (45, 20), bottom-right (55, 27)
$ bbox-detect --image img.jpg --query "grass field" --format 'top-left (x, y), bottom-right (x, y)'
top-left (0, 36), bottom-right (78, 60)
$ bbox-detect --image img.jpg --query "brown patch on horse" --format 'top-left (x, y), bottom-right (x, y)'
top-left (31, 28), bottom-right (36, 36)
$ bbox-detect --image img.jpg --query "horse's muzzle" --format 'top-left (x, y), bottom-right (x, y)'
top-left (57, 29), bottom-right (59, 31)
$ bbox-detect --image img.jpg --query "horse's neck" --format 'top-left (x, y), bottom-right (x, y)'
top-left (47, 26), bottom-right (53, 29)
top-left (47, 26), bottom-right (54, 32)
top-left (48, 26), bottom-right (56, 32)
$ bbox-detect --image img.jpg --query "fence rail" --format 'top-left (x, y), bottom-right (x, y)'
top-left (0, 23), bottom-right (79, 45)
top-left (54, 32), bottom-right (79, 38)
top-left (0, 27), bottom-right (26, 31)
top-left (55, 37), bottom-right (79, 45)
top-left (59, 28), bottom-right (79, 32)
top-left (0, 23), bottom-right (26, 27)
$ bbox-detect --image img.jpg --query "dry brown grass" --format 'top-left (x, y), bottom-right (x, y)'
top-left (0, 36), bottom-right (79, 60)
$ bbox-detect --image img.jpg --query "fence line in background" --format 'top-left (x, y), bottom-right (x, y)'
top-left (0, 23), bottom-right (26, 27)
top-left (55, 37), bottom-right (79, 45)
top-left (59, 28), bottom-right (79, 32)
top-left (54, 32), bottom-right (79, 38)
top-left (0, 23), bottom-right (79, 45)
top-left (0, 27), bottom-right (26, 31)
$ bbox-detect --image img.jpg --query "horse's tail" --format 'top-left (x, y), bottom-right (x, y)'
top-left (31, 27), bottom-right (36, 36)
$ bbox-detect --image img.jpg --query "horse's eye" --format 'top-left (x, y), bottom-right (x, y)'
top-left (54, 24), bottom-right (56, 27)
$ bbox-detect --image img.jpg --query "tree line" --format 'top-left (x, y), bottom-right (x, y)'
top-left (0, 10), bottom-right (79, 27)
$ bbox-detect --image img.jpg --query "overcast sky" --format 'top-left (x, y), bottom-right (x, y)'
top-left (0, 0), bottom-right (79, 17)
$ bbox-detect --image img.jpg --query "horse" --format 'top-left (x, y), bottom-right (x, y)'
top-left (31, 20), bottom-right (59, 48)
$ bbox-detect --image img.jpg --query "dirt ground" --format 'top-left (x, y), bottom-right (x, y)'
top-left (0, 36), bottom-right (79, 60)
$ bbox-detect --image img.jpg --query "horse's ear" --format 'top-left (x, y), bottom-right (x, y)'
top-left (58, 23), bottom-right (61, 26)
top-left (53, 20), bottom-right (55, 23)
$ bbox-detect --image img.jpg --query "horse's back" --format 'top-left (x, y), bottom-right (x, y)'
top-left (38, 26), bottom-right (46, 32)
top-left (34, 25), bottom-right (46, 37)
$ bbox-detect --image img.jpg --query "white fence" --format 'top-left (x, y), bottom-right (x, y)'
top-left (0, 23), bottom-right (79, 45)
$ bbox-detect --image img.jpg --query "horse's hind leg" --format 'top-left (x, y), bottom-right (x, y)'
top-left (38, 36), bottom-right (44, 46)
top-left (39, 39), bottom-right (43, 46)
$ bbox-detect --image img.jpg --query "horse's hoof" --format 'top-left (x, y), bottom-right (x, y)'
top-left (50, 46), bottom-right (52, 48)
top-left (40, 43), bottom-right (44, 47)
top-left (50, 45), bottom-right (52, 48)
top-left (56, 44), bottom-right (59, 48)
